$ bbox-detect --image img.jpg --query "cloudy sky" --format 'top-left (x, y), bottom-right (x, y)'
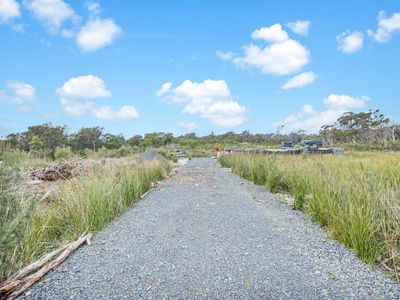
top-left (0, 0), bottom-right (399, 136)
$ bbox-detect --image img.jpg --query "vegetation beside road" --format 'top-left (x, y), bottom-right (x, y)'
top-left (219, 152), bottom-right (400, 280)
top-left (0, 149), bottom-right (171, 282)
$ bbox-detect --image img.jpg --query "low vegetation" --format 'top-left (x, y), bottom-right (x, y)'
top-left (0, 149), bottom-right (171, 281)
top-left (219, 152), bottom-right (400, 280)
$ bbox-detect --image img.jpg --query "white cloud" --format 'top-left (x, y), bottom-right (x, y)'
top-left (287, 20), bottom-right (311, 36)
top-left (282, 71), bottom-right (316, 89)
top-left (218, 24), bottom-right (310, 76)
top-left (251, 24), bottom-right (288, 43)
top-left (176, 121), bottom-right (198, 131)
top-left (91, 105), bottom-right (138, 120)
top-left (0, 0), bottom-right (20, 22)
top-left (8, 81), bottom-right (35, 100)
top-left (368, 11), bottom-right (400, 43)
top-left (57, 75), bottom-right (138, 120)
top-left (323, 94), bottom-right (369, 109)
top-left (76, 18), bottom-right (121, 52)
top-left (23, 0), bottom-right (79, 33)
top-left (337, 31), bottom-right (364, 53)
top-left (215, 50), bottom-right (236, 61)
top-left (275, 94), bottom-right (370, 133)
top-left (57, 75), bottom-right (111, 99)
top-left (157, 79), bottom-right (247, 128)
top-left (60, 97), bottom-right (91, 116)
top-left (86, 1), bottom-right (100, 18)
top-left (233, 40), bottom-right (309, 75)
top-left (0, 81), bottom-right (36, 111)
top-left (155, 82), bottom-right (172, 97)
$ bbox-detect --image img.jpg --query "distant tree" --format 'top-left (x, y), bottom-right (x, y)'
top-left (28, 136), bottom-right (44, 154)
top-left (103, 133), bottom-right (125, 149)
top-left (70, 127), bottom-right (104, 151)
top-left (320, 109), bottom-right (391, 145)
top-left (127, 135), bottom-right (143, 147)
top-left (7, 123), bottom-right (68, 155)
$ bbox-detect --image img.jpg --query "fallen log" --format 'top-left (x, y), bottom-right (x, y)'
top-left (0, 244), bottom-right (69, 292)
top-left (0, 233), bottom-right (92, 299)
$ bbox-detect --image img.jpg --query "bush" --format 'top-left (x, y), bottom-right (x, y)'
top-left (116, 145), bottom-right (134, 157)
top-left (54, 146), bottom-right (74, 160)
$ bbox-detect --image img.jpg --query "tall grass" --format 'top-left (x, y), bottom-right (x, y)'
top-left (219, 152), bottom-right (400, 279)
top-left (0, 155), bottom-right (171, 281)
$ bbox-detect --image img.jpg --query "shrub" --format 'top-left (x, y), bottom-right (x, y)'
top-left (54, 146), bottom-right (74, 160)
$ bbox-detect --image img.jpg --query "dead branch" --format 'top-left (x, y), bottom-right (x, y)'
top-left (0, 244), bottom-right (69, 292)
top-left (0, 233), bottom-right (92, 299)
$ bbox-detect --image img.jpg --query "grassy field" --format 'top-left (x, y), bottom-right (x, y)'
top-left (219, 151), bottom-right (400, 280)
top-left (0, 149), bottom-right (171, 281)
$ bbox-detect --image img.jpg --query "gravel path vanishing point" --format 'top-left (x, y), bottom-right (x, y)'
top-left (22, 158), bottom-right (399, 299)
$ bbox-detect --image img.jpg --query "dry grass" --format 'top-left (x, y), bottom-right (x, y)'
top-left (0, 150), bottom-right (171, 281)
top-left (219, 151), bottom-right (400, 280)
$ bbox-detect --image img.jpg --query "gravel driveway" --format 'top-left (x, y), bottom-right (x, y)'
top-left (22, 158), bottom-right (399, 299)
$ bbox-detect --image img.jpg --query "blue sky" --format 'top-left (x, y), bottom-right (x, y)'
top-left (0, 0), bottom-right (399, 137)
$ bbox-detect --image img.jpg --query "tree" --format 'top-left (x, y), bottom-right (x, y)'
top-left (320, 109), bottom-right (392, 145)
top-left (127, 135), bottom-right (143, 147)
top-left (70, 127), bottom-right (104, 151)
top-left (28, 136), bottom-right (44, 154)
top-left (103, 133), bottom-right (125, 149)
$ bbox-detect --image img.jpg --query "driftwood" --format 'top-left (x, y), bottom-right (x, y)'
top-left (30, 158), bottom-right (85, 181)
top-left (0, 233), bottom-right (92, 299)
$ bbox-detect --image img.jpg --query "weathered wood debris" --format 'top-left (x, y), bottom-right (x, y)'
top-left (30, 158), bottom-right (85, 181)
top-left (0, 232), bottom-right (92, 299)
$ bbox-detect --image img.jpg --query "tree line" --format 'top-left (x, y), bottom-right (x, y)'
top-left (1, 109), bottom-right (399, 157)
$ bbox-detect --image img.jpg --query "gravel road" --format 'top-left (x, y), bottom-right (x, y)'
top-left (22, 158), bottom-right (399, 299)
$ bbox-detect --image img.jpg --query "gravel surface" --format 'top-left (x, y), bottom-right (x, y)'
top-left (22, 158), bottom-right (399, 299)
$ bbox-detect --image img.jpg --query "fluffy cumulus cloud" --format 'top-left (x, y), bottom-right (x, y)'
top-left (76, 17), bottom-right (121, 52)
top-left (0, 81), bottom-right (36, 111)
top-left (337, 31), bottom-right (364, 53)
top-left (157, 79), bottom-right (247, 128)
top-left (217, 23), bottom-right (310, 76)
top-left (21, 1), bottom-right (121, 52)
top-left (368, 11), bottom-right (400, 43)
top-left (57, 75), bottom-right (138, 120)
top-left (287, 20), bottom-right (311, 36)
top-left (323, 94), bottom-right (369, 109)
top-left (0, 0), bottom-right (20, 22)
top-left (23, 0), bottom-right (79, 33)
top-left (275, 94), bottom-right (370, 133)
top-left (176, 121), bottom-right (198, 131)
top-left (251, 23), bottom-right (288, 43)
top-left (282, 71), bottom-right (316, 89)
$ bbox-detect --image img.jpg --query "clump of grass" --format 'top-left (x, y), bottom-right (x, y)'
top-left (0, 154), bottom-right (171, 281)
top-left (219, 152), bottom-right (400, 279)
top-left (0, 149), bottom-right (37, 279)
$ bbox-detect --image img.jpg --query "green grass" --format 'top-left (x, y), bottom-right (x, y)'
top-left (219, 151), bottom-right (400, 279)
top-left (0, 151), bottom-right (171, 281)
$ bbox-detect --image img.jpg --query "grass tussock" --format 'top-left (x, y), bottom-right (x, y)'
top-left (0, 150), bottom-right (171, 281)
top-left (219, 152), bottom-right (400, 279)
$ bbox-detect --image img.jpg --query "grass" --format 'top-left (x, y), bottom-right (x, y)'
top-left (219, 151), bottom-right (400, 280)
top-left (0, 149), bottom-right (171, 281)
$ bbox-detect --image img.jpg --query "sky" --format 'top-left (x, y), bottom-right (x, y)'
top-left (0, 0), bottom-right (399, 137)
